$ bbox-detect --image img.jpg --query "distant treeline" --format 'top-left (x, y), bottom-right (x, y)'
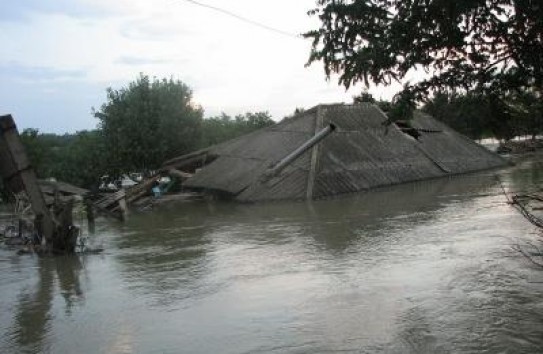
top-left (356, 90), bottom-right (542, 141)
top-left (19, 74), bottom-right (273, 190)
top-left (422, 91), bottom-right (542, 141)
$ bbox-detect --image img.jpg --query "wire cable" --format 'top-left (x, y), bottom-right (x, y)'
top-left (180, 0), bottom-right (302, 39)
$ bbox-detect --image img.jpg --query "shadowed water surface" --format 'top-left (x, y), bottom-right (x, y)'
top-left (1, 155), bottom-right (543, 353)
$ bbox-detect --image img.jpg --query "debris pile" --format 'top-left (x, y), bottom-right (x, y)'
top-left (497, 139), bottom-right (543, 154)
top-left (0, 115), bottom-right (82, 254)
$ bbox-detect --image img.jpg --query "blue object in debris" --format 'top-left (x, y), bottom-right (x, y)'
top-left (152, 185), bottom-right (162, 197)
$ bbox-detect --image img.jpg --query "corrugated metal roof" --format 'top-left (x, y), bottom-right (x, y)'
top-left (312, 104), bottom-right (446, 197)
top-left (184, 110), bottom-right (316, 196)
top-left (412, 111), bottom-right (505, 173)
top-left (179, 103), bottom-right (508, 201)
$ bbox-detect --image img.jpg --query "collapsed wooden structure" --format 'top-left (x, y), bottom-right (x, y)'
top-left (90, 175), bottom-right (161, 220)
top-left (163, 103), bottom-right (508, 202)
top-left (0, 115), bottom-right (79, 253)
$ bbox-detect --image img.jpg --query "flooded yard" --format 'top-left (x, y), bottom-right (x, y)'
top-left (1, 155), bottom-right (543, 353)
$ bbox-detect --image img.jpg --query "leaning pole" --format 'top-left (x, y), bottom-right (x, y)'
top-left (0, 114), bottom-right (77, 253)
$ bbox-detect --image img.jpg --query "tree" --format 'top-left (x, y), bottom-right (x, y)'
top-left (423, 92), bottom-right (497, 140)
top-left (423, 90), bottom-right (543, 141)
top-left (94, 74), bottom-right (203, 176)
top-left (20, 129), bottom-right (76, 179)
top-left (352, 91), bottom-right (394, 115)
top-left (52, 130), bottom-right (107, 189)
top-left (507, 89), bottom-right (543, 139)
top-left (200, 112), bottom-right (274, 147)
top-left (353, 91), bottom-right (375, 104)
top-left (20, 128), bottom-right (48, 176)
top-left (234, 112), bottom-right (274, 132)
top-left (18, 128), bottom-right (106, 189)
top-left (305, 0), bottom-right (543, 118)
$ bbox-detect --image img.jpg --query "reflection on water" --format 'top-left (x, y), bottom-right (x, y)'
top-left (9, 260), bottom-right (54, 353)
top-left (3, 256), bottom-right (84, 353)
top-left (2, 155), bottom-right (543, 353)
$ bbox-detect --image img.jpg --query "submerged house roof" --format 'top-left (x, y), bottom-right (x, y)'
top-left (163, 103), bottom-right (507, 202)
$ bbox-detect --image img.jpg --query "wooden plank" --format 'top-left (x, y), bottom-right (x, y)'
top-left (39, 179), bottom-right (89, 196)
top-left (161, 153), bottom-right (208, 172)
top-left (162, 149), bottom-right (209, 169)
top-left (93, 190), bottom-right (126, 209)
top-left (306, 106), bottom-right (325, 199)
top-left (125, 175), bottom-right (160, 203)
top-left (168, 169), bottom-right (193, 180)
top-left (0, 115), bottom-right (55, 243)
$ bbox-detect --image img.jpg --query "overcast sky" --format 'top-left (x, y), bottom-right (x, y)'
top-left (0, 0), bottom-right (403, 133)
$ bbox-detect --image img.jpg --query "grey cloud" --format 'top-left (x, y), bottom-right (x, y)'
top-left (0, 79), bottom-right (105, 133)
top-left (119, 20), bottom-right (193, 41)
top-left (0, 62), bottom-right (87, 82)
top-left (116, 56), bottom-right (168, 66)
top-left (0, 0), bottom-right (117, 23)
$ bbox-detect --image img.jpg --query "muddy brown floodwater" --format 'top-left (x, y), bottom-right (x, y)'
top-left (1, 154), bottom-right (543, 353)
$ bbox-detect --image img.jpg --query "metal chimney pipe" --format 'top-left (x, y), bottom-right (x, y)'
top-left (265, 123), bottom-right (336, 178)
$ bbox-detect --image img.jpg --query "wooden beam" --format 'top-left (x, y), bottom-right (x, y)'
top-left (168, 168), bottom-right (193, 180)
top-left (161, 150), bottom-right (209, 171)
top-left (0, 115), bottom-right (56, 244)
top-left (306, 106), bottom-right (325, 200)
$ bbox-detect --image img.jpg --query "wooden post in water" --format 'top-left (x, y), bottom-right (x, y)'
top-left (117, 190), bottom-right (128, 221)
top-left (85, 199), bottom-right (96, 234)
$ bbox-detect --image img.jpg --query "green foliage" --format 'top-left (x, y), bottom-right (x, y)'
top-left (15, 75), bottom-right (276, 189)
top-left (306, 0), bottom-right (543, 113)
top-left (281, 108), bottom-right (307, 122)
top-left (352, 91), bottom-right (394, 115)
top-left (94, 74), bottom-right (203, 176)
top-left (20, 129), bottom-right (75, 178)
top-left (352, 89), bottom-right (538, 141)
top-left (353, 91), bottom-right (375, 104)
top-left (19, 129), bottom-right (105, 189)
top-left (293, 107), bottom-right (306, 115)
top-left (200, 111), bottom-right (274, 147)
top-left (507, 90), bottom-right (543, 138)
top-left (52, 130), bottom-right (106, 189)
top-left (421, 92), bottom-right (542, 141)
top-left (423, 93), bottom-right (491, 140)
top-left (20, 128), bottom-right (47, 175)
